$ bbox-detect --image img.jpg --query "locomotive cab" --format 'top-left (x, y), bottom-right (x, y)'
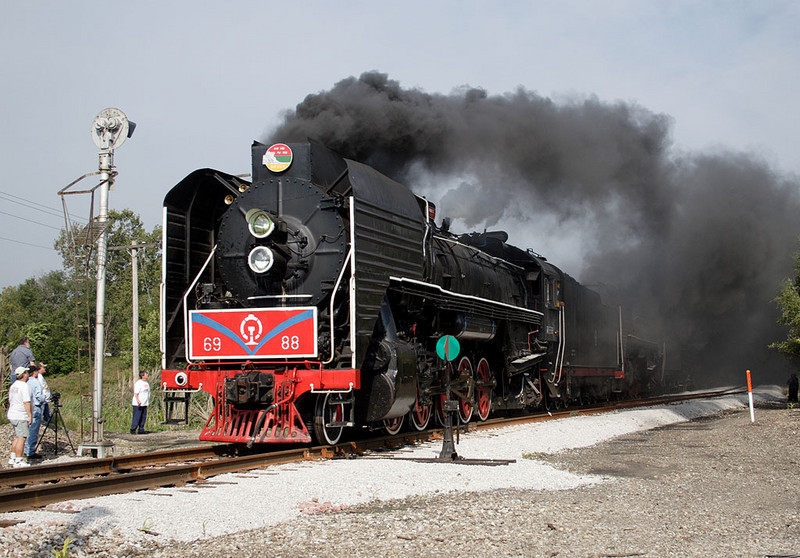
top-left (535, 262), bottom-right (564, 343)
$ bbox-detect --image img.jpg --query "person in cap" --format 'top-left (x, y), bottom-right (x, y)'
top-left (23, 364), bottom-right (46, 460)
top-left (7, 366), bottom-right (32, 468)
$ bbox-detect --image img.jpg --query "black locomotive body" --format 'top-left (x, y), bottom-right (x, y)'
top-left (160, 141), bottom-right (663, 444)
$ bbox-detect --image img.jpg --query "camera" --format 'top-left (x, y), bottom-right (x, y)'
top-left (51, 392), bottom-right (61, 404)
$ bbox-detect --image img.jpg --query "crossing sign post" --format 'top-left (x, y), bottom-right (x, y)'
top-left (436, 335), bottom-right (460, 460)
top-left (436, 334), bottom-right (460, 362)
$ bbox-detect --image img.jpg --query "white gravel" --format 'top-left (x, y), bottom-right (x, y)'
top-left (1, 386), bottom-right (782, 545)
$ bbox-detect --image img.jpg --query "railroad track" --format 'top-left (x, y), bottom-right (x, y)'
top-left (0, 387), bottom-right (746, 513)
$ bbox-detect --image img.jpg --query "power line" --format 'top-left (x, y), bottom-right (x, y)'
top-left (0, 235), bottom-right (56, 251)
top-left (0, 191), bottom-right (62, 219)
top-left (0, 189), bottom-right (65, 215)
top-left (0, 190), bottom-right (87, 224)
top-left (0, 209), bottom-right (61, 230)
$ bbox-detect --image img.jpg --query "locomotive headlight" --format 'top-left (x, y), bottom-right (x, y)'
top-left (248, 246), bottom-right (275, 273)
top-left (246, 209), bottom-right (275, 238)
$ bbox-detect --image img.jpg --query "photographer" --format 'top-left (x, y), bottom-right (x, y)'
top-left (37, 363), bottom-right (52, 423)
top-left (23, 364), bottom-right (45, 460)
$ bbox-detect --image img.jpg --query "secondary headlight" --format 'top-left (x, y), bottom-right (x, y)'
top-left (246, 209), bottom-right (275, 238)
top-left (248, 246), bottom-right (275, 274)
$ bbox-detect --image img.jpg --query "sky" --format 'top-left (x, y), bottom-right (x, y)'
top-left (1, 1), bottom-right (799, 289)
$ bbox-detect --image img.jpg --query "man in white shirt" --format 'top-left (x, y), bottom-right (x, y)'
top-left (7, 366), bottom-right (33, 468)
top-left (130, 371), bottom-right (151, 435)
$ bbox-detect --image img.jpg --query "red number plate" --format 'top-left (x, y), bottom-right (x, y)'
top-left (188, 307), bottom-right (317, 360)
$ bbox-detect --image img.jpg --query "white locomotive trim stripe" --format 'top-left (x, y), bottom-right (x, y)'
top-left (438, 236), bottom-right (526, 272)
top-left (182, 245), bottom-right (218, 364)
top-left (324, 246), bottom-right (353, 366)
top-left (389, 276), bottom-right (544, 318)
top-left (349, 197), bottom-right (357, 369)
top-left (160, 207), bottom-right (167, 368)
top-left (247, 294), bottom-right (313, 300)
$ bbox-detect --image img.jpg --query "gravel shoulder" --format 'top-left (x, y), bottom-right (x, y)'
top-left (160, 395), bottom-right (800, 558)
top-left (1, 387), bottom-right (797, 557)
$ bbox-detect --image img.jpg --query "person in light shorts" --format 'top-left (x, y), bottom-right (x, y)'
top-left (7, 366), bottom-right (33, 468)
top-left (10, 418), bottom-right (30, 437)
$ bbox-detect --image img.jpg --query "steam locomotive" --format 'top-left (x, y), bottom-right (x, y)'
top-left (160, 141), bottom-right (666, 445)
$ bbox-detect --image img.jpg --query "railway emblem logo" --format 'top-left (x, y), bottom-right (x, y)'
top-left (263, 143), bottom-right (293, 173)
top-left (240, 313), bottom-right (263, 346)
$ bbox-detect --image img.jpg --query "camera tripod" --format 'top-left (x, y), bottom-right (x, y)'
top-left (35, 399), bottom-right (76, 456)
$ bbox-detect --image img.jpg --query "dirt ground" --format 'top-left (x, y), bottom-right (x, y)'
top-left (154, 400), bottom-right (800, 558)
top-left (2, 399), bottom-right (799, 557)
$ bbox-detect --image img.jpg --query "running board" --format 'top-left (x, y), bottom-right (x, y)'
top-left (511, 352), bottom-right (547, 364)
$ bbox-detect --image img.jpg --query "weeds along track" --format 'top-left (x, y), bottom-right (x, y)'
top-left (0, 387), bottom-right (744, 513)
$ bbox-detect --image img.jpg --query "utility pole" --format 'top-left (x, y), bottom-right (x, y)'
top-left (131, 242), bottom-right (139, 385)
top-left (75, 108), bottom-right (135, 459)
top-left (109, 241), bottom-right (157, 386)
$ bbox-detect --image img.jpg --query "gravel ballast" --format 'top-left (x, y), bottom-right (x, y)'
top-left (1, 386), bottom-right (797, 557)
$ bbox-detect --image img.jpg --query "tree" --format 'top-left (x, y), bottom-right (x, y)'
top-left (99, 209), bottom-right (162, 360)
top-left (773, 246), bottom-right (800, 361)
top-left (120, 307), bottom-right (162, 371)
top-left (0, 209), bottom-right (163, 376)
top-left (0, 271), bottom-right (76, 375)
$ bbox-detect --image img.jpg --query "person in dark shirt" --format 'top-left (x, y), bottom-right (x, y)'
top-left (9, 337), bottom-right (35, 382)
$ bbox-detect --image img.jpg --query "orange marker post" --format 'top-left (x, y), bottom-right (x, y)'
top-left (746, 369), bottom-right (755, 423)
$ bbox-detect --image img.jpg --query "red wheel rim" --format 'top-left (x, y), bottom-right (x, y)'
top-left (476, 358), bottom-right (492, 421)
top-left (410, 396), bottom-right (432, 431)
top-left (384, 415), bottom-right (404, 435)
top-left (435, 394), bottom-right (447, 425)
top-left (314, 393), bottom-right (345, 445)
top-left (457, 356), bottom-right (473, 423)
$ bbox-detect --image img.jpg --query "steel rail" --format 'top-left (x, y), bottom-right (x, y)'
top-left (0, 448), bottom-right (308, 513)
top-left (0, 387), bottom-right (746, 513)
top-left (470, 386), bottom-right (748, 430)
top-left (0, 443), bottom-right (239, 489)
top-left (0, 431), bottom-right (439, 514)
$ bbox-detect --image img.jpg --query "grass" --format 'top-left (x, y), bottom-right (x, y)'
top-left (51, 536), bottom-right (75, 558)
top-left (2, 357), bottom-right (211, 438)
top-left (521, 451), bottom-right (549, 460)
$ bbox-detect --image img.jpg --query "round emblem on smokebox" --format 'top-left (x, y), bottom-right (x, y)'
top-left (263, 143), bottom-right (293, 173)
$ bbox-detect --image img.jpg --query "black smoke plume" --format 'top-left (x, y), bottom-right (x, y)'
top-left (266, 71), bottom-right (800, 385)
